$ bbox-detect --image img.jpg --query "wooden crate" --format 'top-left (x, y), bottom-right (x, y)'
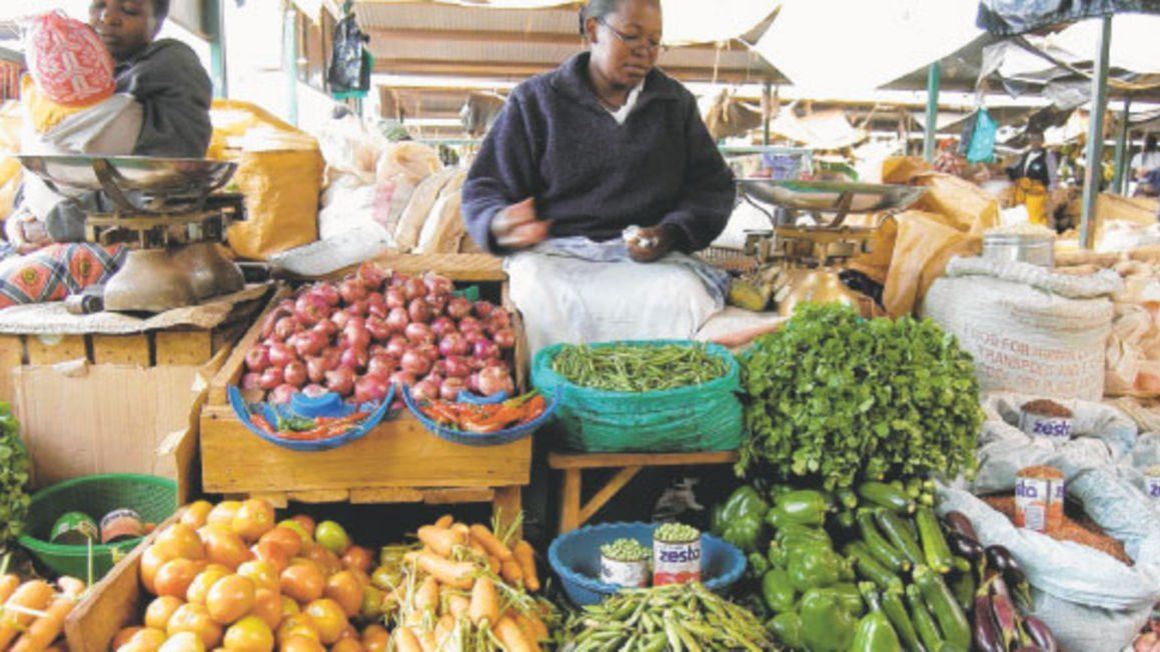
top-left (199, 255), bottom-right (530, 519)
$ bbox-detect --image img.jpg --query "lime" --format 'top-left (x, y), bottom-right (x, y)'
top-left (278, 519), bottom-right (311, 545)
top-left (315, 520), bottom-right (350, 555)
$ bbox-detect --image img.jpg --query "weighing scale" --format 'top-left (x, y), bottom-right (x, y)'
top-left (732, 179), bottom-right (926, 315)
top-left (18, 155), bottom-right (245, 313)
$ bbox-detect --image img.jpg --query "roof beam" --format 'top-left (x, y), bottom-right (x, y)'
top-left (364, 26), bottom-right (749, 54)
top-left (373, 58), bottom-right (775, 84)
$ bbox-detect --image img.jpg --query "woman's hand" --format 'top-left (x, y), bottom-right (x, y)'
top-left (491, 198), bottom-right (549, 251)
top-left (627, 225), bottom-right (676, 263)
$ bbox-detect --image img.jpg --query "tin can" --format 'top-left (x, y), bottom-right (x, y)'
top-left (652, 535), bottom-right (702, 586)
top-left (1145, 466), bottom-right (1160, 501)
top-left (599, 554), bottom-right (649, 588)
top-left (100, 508), bottom-right (145, 544)
top-left (1015, 466), bottom-right (1065, 533)
top-left (50, 511), bottom-right (98, 545)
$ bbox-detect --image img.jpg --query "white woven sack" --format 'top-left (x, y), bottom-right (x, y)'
top-left (921, 257), bottom-right (1121, 400)
top-left (939, 468), bottom-right (1160, 652)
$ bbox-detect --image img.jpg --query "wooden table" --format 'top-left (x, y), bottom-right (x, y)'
top-left (548, 450), bottom-right (740, 534)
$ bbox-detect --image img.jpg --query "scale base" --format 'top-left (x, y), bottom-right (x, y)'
top-left (103, 244), bottom-right (244, 314)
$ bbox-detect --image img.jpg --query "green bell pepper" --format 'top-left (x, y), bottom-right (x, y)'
top-left (800, 589), bottom-right (856, 652)
top-left (713, 486), bottom-right (769, 554)
top-left (768, 612), bottom-right (803, 650)
top-left (771, 489), bottom-right (831, 527)
top-left (748, 551), bottom-right (770, 578)
top-left (788, 545), bottom-right (846, 592)
top-left (762, 568), bottom-right (796, 613)
top-left (816, 582), bottom-right (864, 617)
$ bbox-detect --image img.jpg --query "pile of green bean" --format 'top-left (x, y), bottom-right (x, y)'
top-left (566, 582), bottom-right (772, 652)
top-left (551, 344), bottom-right (728, 392)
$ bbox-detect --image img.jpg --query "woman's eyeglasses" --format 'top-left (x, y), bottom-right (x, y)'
top-left (596, 16), bottom-right (666, 53)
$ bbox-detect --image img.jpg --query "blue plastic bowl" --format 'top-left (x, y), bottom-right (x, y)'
top-left (547, 522), bottom-right (745, 606)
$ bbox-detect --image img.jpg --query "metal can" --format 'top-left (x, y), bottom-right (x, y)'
top-left (1015, 466), bottom-right (1065, 533)
top-left (50, 511), bottom-right (98, 545)
top-left (652, 535), bottom-right (702, 586)
top-left (100, 508), bottom-right (145, 544)
top-left (599, 554), bottom-right (649, 588)
top-left (1145, 466), bottom-right (1160, 501)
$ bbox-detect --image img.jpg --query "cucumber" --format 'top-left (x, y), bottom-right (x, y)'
top-left (882, 589), bottom-right (924, 652)
top-left (843, 542), bottom-right (904, 594)
top-left (915, 507), bottom-right (954, 574)
top-left (905, 584), bottom-right (943, 652)
top-left (858, 482), bottom-right (916, 514)
top-left (856, 509), bottom-right (910, 572)
top-left (913, 565), bottom-right (971, 650)
top-left (876, 509), bottom-right (925, 568)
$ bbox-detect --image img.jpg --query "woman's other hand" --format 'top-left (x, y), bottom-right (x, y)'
top-left (491, 198), bottom-right (549, 250)
top-left (627, 225), bottom-right (675, 262)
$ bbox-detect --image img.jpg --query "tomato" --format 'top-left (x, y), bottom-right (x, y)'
top-left (112, 626), bottom-right (144, 649)
top-left (289, 515), bottom-right (316, 540)
top-left (167, 602), bottom-right (223, 648)
top-left (369, 566), bottom-right (396, 591)
top-left (207, 501), bottom-right (242, 528)
top-left (324, 571), bottom-right (362, 618)
top-left (275, 615), bottom-right (319, 645)
top-left (222, 615), bottom-right (274, 651)
top-left (331, 638), bottom-right (364, 652)
top-left (303, 546), bottom-right (341, 577)
top-left (276, 520), bottom-right (311, 547)
top-left (313, 521), bottom-right (350, 556)
top-left (180, 500), bottom-right (214, 530)
top-left (339, 546), bottom-right (372, 574)
top-left (155, 559), bottom-right (207, 599)
top-left (280, 563), bottom-right (324, 603)
top-left (145, 596), bottom-right (185, 630)
top-left (187, 568), bottom-right (230, 605)
top-left (141, 545), bottom-right (172, 594)
top-left (361, 624), bottom-right (389, 652)
top-left (156, 523), bottom-right (207, 561)
top-left (302, 598), bottom-right (346, 644)
top-left (236, 560), bottom-right (280, 593)
top-left (280, 636), bottom-right (325, 652)
top-left (207, 573), bottom-right (257, 625)
top-left (200, 525), bottom-right (253, 570)
top-left (123, 627), bottom-right (168, 652)
top-left (232, 499), bottom-right (276, 543)
top-left (280, 595), bottom-right (300, 619)
top-left (158, 631), bottom-right (206, 652)
top-left (250, 540), bottom-right (289, 574)
top-left (257, 526), bottom-right (303, 559)
top-left (248, 588), bottom-right (282, 630)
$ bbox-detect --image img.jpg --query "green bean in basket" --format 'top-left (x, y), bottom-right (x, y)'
top-left (565, 582), bottom-right (774, 651)
top-left (551, 343), bottom-right (729, 392)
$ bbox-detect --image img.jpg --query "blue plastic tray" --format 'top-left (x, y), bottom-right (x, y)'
top-left (400, 384), bottom-right (558, 447)
top-left (547, 522), bottom-right (745, 606)
top-left (228, 384), bottom-right (395, 452)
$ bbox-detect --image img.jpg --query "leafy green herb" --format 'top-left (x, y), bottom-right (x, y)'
top-left (0, 402), bottom-right (30, 548)
top-left (738, 304), bottom-right (982, 490)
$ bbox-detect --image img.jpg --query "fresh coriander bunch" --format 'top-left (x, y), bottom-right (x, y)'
top-left (738, 303), bottom-right (982, 490)
top-left (0, 402), bottom-right (30, 548)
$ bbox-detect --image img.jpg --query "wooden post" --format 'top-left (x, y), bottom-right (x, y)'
top-left (923, 62), bottom-right (941, 162)
top-left (1080, 15), bottom-right (1112, 250)
top-left (1112, 98), bottom-right (1132, 195)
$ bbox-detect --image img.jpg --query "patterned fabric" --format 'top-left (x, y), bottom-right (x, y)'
top-left (0, 243), bottom-right (126, 309)
top-left (25, 11), bottom-right (115, 107)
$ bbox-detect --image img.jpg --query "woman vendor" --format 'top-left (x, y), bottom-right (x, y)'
top-left (462, 0), bottom-right (736, 353)
top-left (1005, 130), bottom-right (1059, 228)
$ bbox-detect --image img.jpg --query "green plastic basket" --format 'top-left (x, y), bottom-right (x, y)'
top-left (18, 474), bottom-right (177, 581)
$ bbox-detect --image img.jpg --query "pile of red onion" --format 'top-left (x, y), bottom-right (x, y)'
top-left (242, 264), bottom-right (517, 405)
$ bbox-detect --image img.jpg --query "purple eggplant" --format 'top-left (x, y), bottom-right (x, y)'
top-left (1013, 647), bottom-right (1046, 652)
top-left (949, 531), bottom-right (986, 563)
top-left (1020, 616), bottom-right (1060, 652)
top-left (974, 593), bottom-right (1005, 652)
top-left (990, 577), bottom-right (1021, 649)
top-left (986, 545), bottom-right (1034, 608)
top-left (945, 510), bottom-right (980, 542)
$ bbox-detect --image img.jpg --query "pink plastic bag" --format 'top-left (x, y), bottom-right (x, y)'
top-left (24, 11), bottom-right (115, 107)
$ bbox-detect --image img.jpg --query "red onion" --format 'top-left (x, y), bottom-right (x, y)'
top-left (241, 372), bottom-right (263, 390)
top-left (357, 263), bottom-right (387, 291)
top-left (476, 337), bottom-right (504, 359)
top-left (366, 292), bottom-right (387, 318)
top-left (410, 379), bottom-right (440, 402)
top-left (388, 371), bottom-right (416, 388)
top-left (260, 306), bottom-right (292, 340)
top-left (270, 384), bottom-right (297, 404)
top-left (312, 319), bottom-right (338, 339)
top-left (245, 345), bottom-right (270, 373)
top-left (423, 273), bottom-right (454, 297)
top-left (283, 360), bottom-right (308, 387)
top-left (331, 310), bottom-right (352, 330)
top-left (342, 324), bottom-right (371, 351)
top-left (315, 283), bottom-right (340, 307)
top-left (321, 347), bottom-right (343, 371)
top-left (466, 372), bottom-right (481, 394)
top-left (492, 328), bottom-right (517, 350)
top-left (430, 316), bottom-right (457, 339)
top-left (325, 367), bottom-right (356, 396)
top-left (344, 300), bottom-right (369, 317)
top-left (339, 278), bottom-right (368, 304)
top-left (440, 377), bottom-right (466, 401)
top-left (478, 366), bottom-right (515, 397)
top-left (463, 330), bottom-right (489, 346)
top-left (432, 360), bottom-right (448, 378)
top-left (458, 316), bottom-right (482, 333)
top-left (404, 322), bottom-right (434, 345)
top-left (339, 347), bottom-right (369, 371)
top-left (447, 296), bottom-right (473, 320)
top-left (268, 342), bottom-right (296, 368)
top-left (385, 288), bottom-right (406, 310)
top-left (259, 367), bottom-right (283, 391)
top-left (439, 333), bottom-right (471, 358)
top-left (306, 356), bottom-right (328, 384)
top-left (443, 356), bottom-right (473, 379)
top-left (423, 372), bottom-right (444, 388)
top-left (274, 316), bottom-right (300, 341)
top-left (302, 383), bottom-right (328, 398)
top-left (474, 300), bottom-right (496, 319)
top-left (367, 354), bottom-right (399, 378)
top-left (416, 344), bottom-right (440, 365)
top-left (385, 335), bottom-right (409, 358)
top-left (425, 293), bottom-right (448, 316)
top-left (401, 349), bottom-right (433, 376)
top-left (483, 358), bottom-right (510, 372)
top-left (403, 277), bottom-right (428, 301)
top-left (366, 316), bottom-right (392, 342)
top-left (385, 307), bottom-right (410, 333)
top-left (294, 292), bottom-right (329, 326)
top-left (408, 298), bottom-right (433, 324)
top-left (293, 330), bottom-right (328, 358)
top-left (354, 375), bottom-right (390, 403)
top-left (487, 310), bottom-right (512, 330)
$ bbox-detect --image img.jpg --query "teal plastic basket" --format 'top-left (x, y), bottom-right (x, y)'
top-left (531, 340), bottom-right (743, 453)
top-left (19, 474), bottom-right (177, 580)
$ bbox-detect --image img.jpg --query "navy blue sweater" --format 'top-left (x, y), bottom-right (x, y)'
top-left (462, 53), bottom-right (735, 254)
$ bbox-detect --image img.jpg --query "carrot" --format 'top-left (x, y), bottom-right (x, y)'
top-left (0, 575), bottom-right (20, 605)
top-left (500, 560), bottom-right (524, 586)
top-left (417, 629), bottom-right (437, 652)
top-left (415, 552), bottom-right (475, 590)
top-left (525, 611), bottom-right (550, 642)
top-left (11, 590), bottom-right (79, 652)
top-left (513, 540), bottom-right (540, 592)
top-left (415, 576), bottom-right (440, 612)
top-left (434, 614), bottom-right (454, 644)
top-left (0, 581), bottom-right (54, 650)
top-left (486, 555), bottom-right (500, 575)
top-left (394, 627), bottom-right (423, 652)
top-left (447, 594), bottom-right (470, 620)
top-left (434, 515), bottom-right (454, 529)
top-left (494, 616), bottom-right (538, 652)
top-left (451, 523), bottom-right (470, 539)
top-left (55, 577), bottom-right (85, 598)
top-left (468, 577), bottom-right (499, 625)
top-left (417, 525), bottom-right (466, 558)
top-left (469, 524), bottom-right (513, 562)
top-left (513, 613), bottom-right (540, 643)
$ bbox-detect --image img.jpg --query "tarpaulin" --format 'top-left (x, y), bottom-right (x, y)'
top-left (977, 0), bottom-right (1160, 37)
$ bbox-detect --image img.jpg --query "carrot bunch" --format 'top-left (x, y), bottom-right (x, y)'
top-left (0, 571), bottom-right (86, 652)
top-left (379, 513), bottom-right (553, 652)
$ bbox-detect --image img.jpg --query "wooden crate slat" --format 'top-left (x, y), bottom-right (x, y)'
top-left (91, 334), bottom-right (151, 366)
top-left (155, 330), bottom-right (213, 366)
top-left (25, 334), bottom-right (86, 365)
top-left (0, 335), bottom-right (23, 407)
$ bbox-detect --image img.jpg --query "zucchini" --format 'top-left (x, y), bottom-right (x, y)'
top-left (876, 509), bottom-right (925, 568)
top-left (882, 588), bottom-right (924, 652)
top-left (913, 565), bottom-right (970, 650)
top-left (905, 584), bottom-right (943, 652)
top-left (843, 542), bottom-right (904, 594)
top-left (856, 509), bottom-right (910, 572)
top-left (915, 507), bottom-right (954, 574)
top-left (836, 487), bottom-right (859, 510)
top-left (858, 482), bottom-right (916, 514)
